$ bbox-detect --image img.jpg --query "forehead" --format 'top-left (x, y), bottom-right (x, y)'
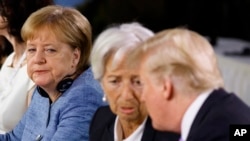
top-left (106, 53), bottom-right (125, 70)
top-left (105, 53), bottom-right (139, 74)
top-left (27, 27), bottom-right (57, 42)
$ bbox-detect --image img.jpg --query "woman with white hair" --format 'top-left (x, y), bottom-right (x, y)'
top-left (89, 22), bottom-right (180, 141)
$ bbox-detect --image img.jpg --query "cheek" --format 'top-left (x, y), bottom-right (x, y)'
top-left (146, 96), bottom-right (159, 123)
top-left (142, 85), bottom-right (151, 100)
top-left (50, 58), bottom-right (72, 75)
top-left (55, 54), bottom-right (74, 70)
top-left (109, 101), bottom-right (118, 114)
top-left (106, 93), bottom-right (118, 106)
top-left (106, 92), bottom-right (120, 114)
top-left (102, 87), bottom-right (118, 110)
top-left (143, 87), bottom-right (157, 110)
top-left (107, 95), bottom-right (120, 115)
top-left (139, 102), bottom-right (147, 113)
top-left (26, 60), bottom-right (33, 77)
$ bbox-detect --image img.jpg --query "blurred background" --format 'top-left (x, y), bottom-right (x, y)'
top-left (55, 1), bottom-right (250, 106)
top-left (55, 0), bottom-right (250, 43)
top-left (0, 0), bottom-right (248, 105)
top-left (0, 0), bottom-right (248, 104)
top-left (54, 0), bottom-right (84, 7)
top-left (54, 0), bottom-right (250, 64)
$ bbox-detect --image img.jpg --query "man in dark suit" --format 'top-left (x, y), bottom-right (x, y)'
top-left (127, 28), bottom-right (250, 141)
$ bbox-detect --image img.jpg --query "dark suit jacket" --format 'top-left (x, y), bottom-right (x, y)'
top-left (89, 106), bottom-right (180, 141)
top-left (187, 88), bottom-right (250, 141)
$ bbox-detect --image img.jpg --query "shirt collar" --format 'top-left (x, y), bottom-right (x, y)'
top-left (181, 89), bottom-right (213, 141)
top-left (114, 116), bottom-right (147, 141)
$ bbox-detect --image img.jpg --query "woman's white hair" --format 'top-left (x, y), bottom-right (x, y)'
top-left (90, 22), bottom-right (154, 80)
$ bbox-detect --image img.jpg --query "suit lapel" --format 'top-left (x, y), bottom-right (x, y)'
top-left (187, 88), bottom-right (226, 141)
top-left (102, 121), bottom-right (115, 141)
top-left (90, 106), bottom-right (116, 141)
top-left (141, 118), bottom-right (155, 141)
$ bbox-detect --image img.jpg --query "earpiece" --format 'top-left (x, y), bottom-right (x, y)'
top-left (56, 78), bottom-right (74, 93)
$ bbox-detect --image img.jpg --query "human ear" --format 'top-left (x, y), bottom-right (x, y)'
top-left (162, 77), bottom-right (173, 100)
top-left (72, 48), bottom-right (80, 66)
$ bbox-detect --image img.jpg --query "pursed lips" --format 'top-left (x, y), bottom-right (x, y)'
top-left (33, 69), bottom-right (49, 75)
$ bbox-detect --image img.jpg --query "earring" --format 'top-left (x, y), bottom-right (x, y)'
top-left (102, 95), bottom-right (106, 102)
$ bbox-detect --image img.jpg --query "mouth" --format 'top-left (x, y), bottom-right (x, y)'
top-left (121, 107), bottom-right (135, 114)
top-left (34, 70), bottom-right (48, 75)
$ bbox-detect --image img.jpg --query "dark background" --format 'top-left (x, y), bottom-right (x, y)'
top-left (65, 0), bottom-right (250, 47)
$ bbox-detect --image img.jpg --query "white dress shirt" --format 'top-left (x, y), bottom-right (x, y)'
top-left (114, 116), bottom-right (147, 141)
top-left (180, 89), bottom-right (214, 141)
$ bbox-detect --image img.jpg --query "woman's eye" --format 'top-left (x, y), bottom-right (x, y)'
top-left (46, 48), bottom-right (56, 53)
top-left (108, 77), bottom-right (121, 87)
top-left (109, 80), bottom-right (118, 84)
top-left (134, 80), bottom-right (142, 86)
top-left (45, 48), bottom-right (57, 55)
top-left (132, 78), bottom-right (143, 87)
top-left (27, 48), bottom-right (36, 52)
top-left (26, 48), bottom-right (36, 55)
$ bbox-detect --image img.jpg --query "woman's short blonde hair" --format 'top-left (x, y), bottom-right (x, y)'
top-left (21, 5), bottom-right (92, 74)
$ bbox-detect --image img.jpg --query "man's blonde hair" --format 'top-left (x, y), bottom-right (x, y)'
top-left (130, 28), bottom-right (224, 94)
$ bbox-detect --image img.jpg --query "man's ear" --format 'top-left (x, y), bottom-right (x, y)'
top-left (162, 77), bottom-right (172, 100)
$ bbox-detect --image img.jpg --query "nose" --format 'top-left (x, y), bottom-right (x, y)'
top-left (120, 84), bottom-right (136, 100)
top-left (33, 50), bottom-right (46, 64)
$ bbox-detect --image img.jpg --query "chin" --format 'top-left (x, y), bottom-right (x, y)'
top-left (152, 118), bottom-right (169, 131)
top-left (34, 80), bottom-right (50, 88)
top-left (153, 121), bottom-right (180, 133)
top-left (152, 121), bottom-right (162, 130)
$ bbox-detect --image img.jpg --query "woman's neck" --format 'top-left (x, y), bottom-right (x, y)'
top-left (119, 116), bottom-right (146, 139)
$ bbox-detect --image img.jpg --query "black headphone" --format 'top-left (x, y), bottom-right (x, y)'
top-left (56, 78), bottom-right (74, 93)
top-left (37, 77), bottom-right (74, 96)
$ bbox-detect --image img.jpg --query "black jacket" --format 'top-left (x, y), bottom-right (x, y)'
top-left (187, 88), bottom-right (250, 141)
top-left (89, 106), bottom-right (180, 141)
